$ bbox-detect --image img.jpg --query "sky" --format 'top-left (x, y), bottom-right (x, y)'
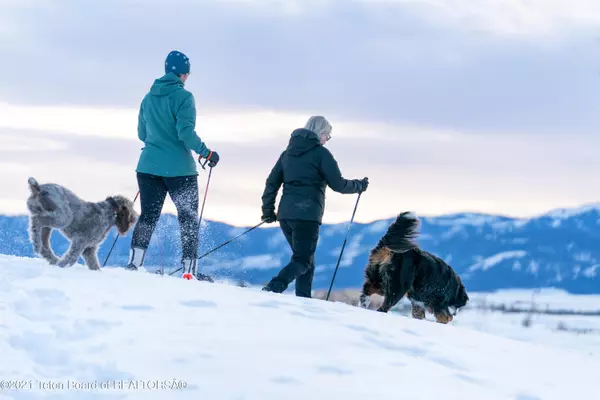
top-left (2, 0), bottom-right (600, 226)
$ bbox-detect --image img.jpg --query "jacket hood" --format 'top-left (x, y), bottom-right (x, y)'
top-left (286, 128), bottom-right (321, 156)
top-left (150, 72), bottom-right (184, 96)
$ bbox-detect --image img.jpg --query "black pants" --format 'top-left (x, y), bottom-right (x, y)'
top-left (130, 172), bottom-right (199, 260)
top-left (264, 219), bottom-right (320, 298)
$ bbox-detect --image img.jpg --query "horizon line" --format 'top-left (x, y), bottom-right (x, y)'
top-left (3, 201), bottom-right (599, 228)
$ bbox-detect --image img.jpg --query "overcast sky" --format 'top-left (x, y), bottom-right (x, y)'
top-left (2, 0), bottom-right (600, 226)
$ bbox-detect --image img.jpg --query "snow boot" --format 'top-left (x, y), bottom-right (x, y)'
top-left (126, 247), bottom-right (146, 271)
top-left (261, 279), bottom-right (287, 293)
top-left (181, 258), bottom-right (214, 282)
top-left (196, 272), bottom-right (214, 283)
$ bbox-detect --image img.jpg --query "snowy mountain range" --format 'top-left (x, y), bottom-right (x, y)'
top-left (1, 203), bottom-right (599, 293)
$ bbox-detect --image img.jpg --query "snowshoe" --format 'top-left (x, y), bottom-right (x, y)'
top-left (196, 272), bottom-right (214, 283)
top-left (181, 259), bottom-right (214, 282)
top-left (125, 247), bottom-right (146, 271)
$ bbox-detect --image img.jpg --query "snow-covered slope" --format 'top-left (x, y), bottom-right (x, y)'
top-left (1, 201), bottom-right (600, 293)
top-left (1, 255), bottom-right (599, 399)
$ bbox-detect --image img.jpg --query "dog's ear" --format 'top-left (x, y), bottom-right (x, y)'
top-left (28, 177), bottom-right (40, 195)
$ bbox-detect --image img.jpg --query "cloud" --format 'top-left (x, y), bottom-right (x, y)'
top-left (1, 0), bottom-right (600, 225)
top-left (3, 125), bottom-right (600, 226)
top-left (0, 102), bottom-right (460, 144)
top-left (375, 0), bottom-right (600, 38)
top-left (1, 0), bottom-right (600, 135)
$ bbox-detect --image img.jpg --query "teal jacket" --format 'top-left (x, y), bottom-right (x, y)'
top-left (136, 72), bottom-right (210, 177)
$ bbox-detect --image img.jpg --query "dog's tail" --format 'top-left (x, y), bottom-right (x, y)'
top-left (28, 177), bottom-right (40, 194)
top-left (377, 211), bottom-right (420, 253)
top-left (367, 212), bottom-right (419, 267)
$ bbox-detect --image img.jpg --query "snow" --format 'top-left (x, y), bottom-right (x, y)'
top-left (422, 213), bottom-right (534, 233)
top-left (385, 289), bottom-right (600, 356)
top-left (266, 232), bottom-right (287, 249)
top-left (330, 234), bottom-right (364, 267)
top-left (440, 225), bottom-right (464, 240)
top-left (238, 254), bottom-right (282, 270)
top-left (583, 264), bottom-right (600, 278)
top-left (227, 226), bottom-right (252, 241)
top-left (467, 288), bottom-right (600, 312)
top-left (467, 250), bottom-right (527, 272)
top-left (512, 260), bottom-right (522, 271)
top-left (321, 222), bottom-right (349, 237)
top-left (425, 213), bottom-right (501, 227)
top-left (574, 252), bottom-right (594, 263)
top-left (200, 254), bottom-right (284, 272)
top-left (2, 255), bottom-right (600, 400)
top-left (365, 219), bottom-right (392, 234)
top-left (528, 260), bottom-right (540, 274)
top-left (544, 202), bottom-right (600, 219)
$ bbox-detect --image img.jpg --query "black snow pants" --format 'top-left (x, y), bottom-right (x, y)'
top-left (263, 219), bottom-right (320, 298)
top-left (130, 172), bottom-right (199, 260)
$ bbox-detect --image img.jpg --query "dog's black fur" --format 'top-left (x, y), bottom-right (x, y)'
top-left (359, 212), bottom-right (469, 323)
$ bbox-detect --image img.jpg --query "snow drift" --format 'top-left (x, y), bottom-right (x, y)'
top-left (1, 254), bottom-right (598, 399)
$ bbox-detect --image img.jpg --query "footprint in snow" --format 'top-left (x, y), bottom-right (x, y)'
top-left (428, 356), bottom-right (467, 372)
top-left (179, 299), bottom-right (217, 308)
top-left (250, 300), bottom-right (287, 309)
top-left (13, 302), bottom-right (68, 322)
top-left (344, 324), bottom-right (381, 337)
top-left (87, 344), bottom-right (108, 354)
top-left (514, 395), bottom-right (541, 400)
top-left (389, 361), bottom-right (407, 367)
top-left (454, 373), bottom-right (483, 386)
top-left (367, 337), bottom-right (428, 357)
top-left (403, 328), bottom-right (419, 336)
top-left (9, 332), bottom-right (73, 367)
top-left (270, 376), bottom-right (302, 385)
top-left (317, 365), bottom-right (353, 375)
top-left (299, 304), bottom-right (328, 314)
top-left (173, 355), bottom-right (212, 365)
top-left (88, 362), bottom-right (136, 383)
top-left (33, 288), bottom-right (69, 302)
top-left (52, 318), bottom-right (122, 341)
top-left (120, 305), bottom-right (154, 311)
top-left (289, 310), bottom-right (331, 321)
top-left (13, 288), bottom-right (70, 322)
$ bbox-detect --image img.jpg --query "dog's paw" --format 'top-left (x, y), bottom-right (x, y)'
top-left (358, 294), bottom-right (371, 309)
top-left (43, 254), bottom-right (59, 265)
top-left (56, 258), bottom-right (71, 268)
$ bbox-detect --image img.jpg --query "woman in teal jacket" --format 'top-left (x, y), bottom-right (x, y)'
top-left (126, 50), bottom-right (219, 280)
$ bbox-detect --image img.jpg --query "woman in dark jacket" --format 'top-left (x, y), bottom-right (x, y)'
top-left (260, 116), bottom-right (368, 297)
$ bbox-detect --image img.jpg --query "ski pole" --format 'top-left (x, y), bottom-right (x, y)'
top-left (102, 191), bottom-right (140, 268)
top-left (183, 162), bottom-right (212, 279)
top-left (170, 220), bottom-right (266, 276)
top-left (325, 192), bottom-right (362, 301)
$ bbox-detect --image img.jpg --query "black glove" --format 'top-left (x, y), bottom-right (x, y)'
top-left (358, 177), bottom-right (369, 193)
top-left (207, 151), bottom-right (220, 168)
top-left (261, 210), bottom-right (277, 223)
